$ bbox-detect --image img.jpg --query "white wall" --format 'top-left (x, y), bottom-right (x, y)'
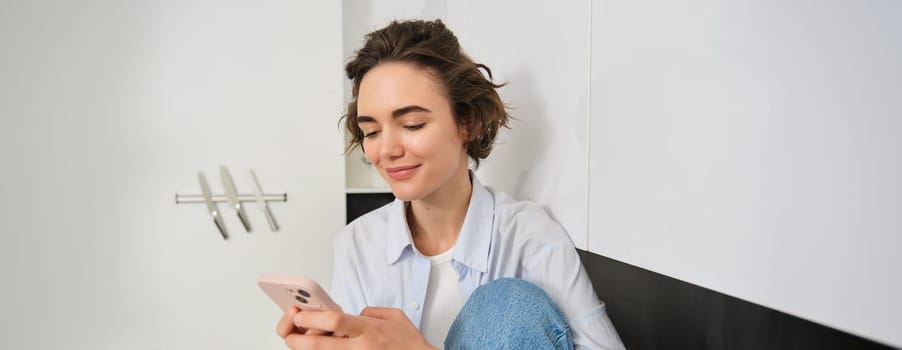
top-left (0, 1), bottom-right (345, 349)
top-left (589, 0), bottom-right (901, 347)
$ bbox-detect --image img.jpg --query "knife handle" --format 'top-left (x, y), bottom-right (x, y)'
top-left (263, 206), bottom-right (279, 232)
top-left (213, 213), bottom-right (228, 240)
top-left (235, 204), bottom-right (252, 233)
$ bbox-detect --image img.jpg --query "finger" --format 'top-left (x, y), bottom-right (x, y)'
top-left (285, 333), bottom-right (353, 350)
top-left (277, 306), bottom-right (301, 338)
top-left (360, 306), bottom-right (408, 321)
top-left (292, 312), bottom-right (331, 335)
top-left (295, 310), bottom-right (365, 337)
top-left (303, 327), bottom-right (332, 336)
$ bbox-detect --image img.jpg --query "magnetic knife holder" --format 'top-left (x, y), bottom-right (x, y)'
top-left (175, 193), bottom-right (287, 204)
top-left (176, 167), bottom-right (286, 240)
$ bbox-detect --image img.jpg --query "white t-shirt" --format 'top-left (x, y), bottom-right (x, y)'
top-left (419, 247), bottom-right (464, 349)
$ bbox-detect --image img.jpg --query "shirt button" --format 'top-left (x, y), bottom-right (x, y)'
top-left (411, 302), bottom-right (420, 310)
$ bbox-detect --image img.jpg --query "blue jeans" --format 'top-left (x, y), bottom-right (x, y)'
top-left (443, 278), bottom-right (574, 350)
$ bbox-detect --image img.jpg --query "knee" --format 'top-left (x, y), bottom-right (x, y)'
top-left (447, 278), bottom-right (573, 349)
top-left (468, 278), bottom-right (557, 312)
top-left (473, 277), bottom-right (546, 300)
top-left (486, 277), bottom-right (540, 290)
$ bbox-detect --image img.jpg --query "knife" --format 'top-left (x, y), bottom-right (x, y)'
top-left (198, 172), bottom-right (228, 240)
top-left (250, 169), bottom-right (279, 232)
top-left (221, 165), bottom-right (252, 233)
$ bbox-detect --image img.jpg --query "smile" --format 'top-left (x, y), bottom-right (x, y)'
top-left (385, 165), bottom-right (421, 181)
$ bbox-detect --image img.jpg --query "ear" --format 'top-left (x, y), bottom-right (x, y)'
top-left (460, 119), bottom-right (482, 143)
top-left (458, 127), bottom-right (470, 143)
top-left (456, 121), bottom-right (469, 143)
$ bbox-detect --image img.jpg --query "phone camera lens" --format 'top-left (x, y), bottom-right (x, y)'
top-left (295, 295), bottom-right (309, 304)
top-left (296, 289), bottom-right (311, 298)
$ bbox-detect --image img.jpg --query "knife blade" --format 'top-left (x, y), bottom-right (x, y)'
top-left (221, 165), bottom-right (252, 233)
top-left (198, 172), bottom-right (228, 240)
top-left (250, 169), bottom-right (279, 232)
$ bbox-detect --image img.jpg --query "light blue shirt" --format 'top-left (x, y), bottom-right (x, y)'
top-left (331, 174), bottom-right (625, 349)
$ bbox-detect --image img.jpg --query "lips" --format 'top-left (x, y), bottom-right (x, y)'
top-left (385, 165), bottom-right (420, 181)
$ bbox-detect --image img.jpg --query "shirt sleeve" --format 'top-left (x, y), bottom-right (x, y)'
top-left (519, 212), bottom-right (626, 350)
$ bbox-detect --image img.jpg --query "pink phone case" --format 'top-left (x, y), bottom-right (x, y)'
top-left (258, 273), bottom-right (343, 312)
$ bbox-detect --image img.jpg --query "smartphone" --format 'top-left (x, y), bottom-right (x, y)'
top-left (258, 273), bottom-right (343, 312)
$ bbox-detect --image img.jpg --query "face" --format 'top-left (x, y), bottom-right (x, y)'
top-left (356, 62), bottom-right (469, 201)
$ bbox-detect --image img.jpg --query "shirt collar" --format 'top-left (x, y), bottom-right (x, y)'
top-left (384, 171), bottom-right (494, 273)
top-left (451, 172), bottom-right (493, 273)
top-left (385, 199), bottom-right (413, 265)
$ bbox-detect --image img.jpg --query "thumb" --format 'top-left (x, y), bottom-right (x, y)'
top-left (296, 310), bottom-right (366, 337)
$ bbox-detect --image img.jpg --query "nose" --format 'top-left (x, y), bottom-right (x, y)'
top-left (378, 128), bottom-right (404, 161)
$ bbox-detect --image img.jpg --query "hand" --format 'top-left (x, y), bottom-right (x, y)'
top-left (275, 306), bottom-right (330, 338)
top-left (276, 306), bottom-right (304, 339)
top-left (282, 307), bottom-right (437, 350)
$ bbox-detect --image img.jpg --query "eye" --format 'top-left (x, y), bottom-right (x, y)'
top-left (404, 123), bottom-right (425, 131)
top-left (363, 130), bottom-right (380, 139)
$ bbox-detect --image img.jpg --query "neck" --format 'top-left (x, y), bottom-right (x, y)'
top-left (407, 166), bottom-right (472, 256)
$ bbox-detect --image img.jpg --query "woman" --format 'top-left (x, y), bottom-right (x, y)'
top-left (277, 19), bottom-right (624, 349)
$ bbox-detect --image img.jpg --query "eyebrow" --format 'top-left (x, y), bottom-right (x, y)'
top-left (357, 105), bottom-right (431, 123)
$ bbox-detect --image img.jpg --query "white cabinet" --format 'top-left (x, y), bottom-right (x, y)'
top-left (587, 1), bottom-right (902, 347)
top-left (345, 146), bottom-right (390, 193)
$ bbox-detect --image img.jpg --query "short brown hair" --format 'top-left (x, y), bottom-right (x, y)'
top-left (342, 19), bottom-right (510, 168)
